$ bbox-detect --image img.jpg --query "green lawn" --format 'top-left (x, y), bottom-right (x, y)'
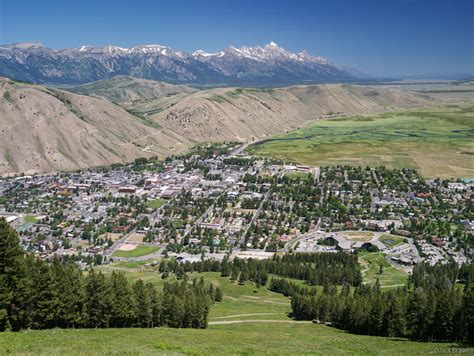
top-left (147, 199), bottom-right (167, 209)
top-left (23, 215), bottom-right (37, 224)
top-left (249, 106), bottom-right (474, 178)
top-left (108, 259), bottom-right (159, 269)
top-left (379, 234), bottom-right (406, 248)
top-left (111, 245), bottom-right (161, 258)
top-left (358, 251), bottom-right (408, 287)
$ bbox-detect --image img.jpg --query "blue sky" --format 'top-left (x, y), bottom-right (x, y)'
top-left (0, 0), bottom-right (472, 77)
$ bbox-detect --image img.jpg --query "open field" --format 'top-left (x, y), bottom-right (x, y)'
top-left (98, 232), bottom-right (122, 242)
top-left (23, 215), bottom-right (37, 224)
top-left (358, 251), bottom-right (409, 288)
top-left (107, 259), bottom-right (159, 269)
top-left (2, 323), bottom-right (466, 355)
top-left (379, 234), bottom-right (406, 248)
top-left (2, 266), bottom-right (467, 355)
top-left (147, 198), bottom-right (167, 209)
top-left (340, 231), bottom-right (374, 241)
top-left (249, 105), bottom-right (474, 178)
top-left (111, 245), bottom-right (160, 258)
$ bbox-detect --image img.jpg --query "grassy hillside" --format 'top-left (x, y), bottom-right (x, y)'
top-left (2, 323), bottom-right (463, 355)
top-left (146, 84), bottom-right (434, 144)
top-left (249, 105), bottom-right (474, 178)
top-left (0, 270), bottom-right (462, 354)
top-left (1, 262), bottom-right (468, 354)
top-left (66, 76), bottom-right (196, 103)
top-left (0, 78), bottom-right (191, 176)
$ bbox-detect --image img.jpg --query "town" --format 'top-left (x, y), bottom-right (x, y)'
top-left (1, 143), bottom-right (472, 271)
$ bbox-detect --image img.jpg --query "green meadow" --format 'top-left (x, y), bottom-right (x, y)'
top-left (249, 106), bottom-right (474, 178)
top-left (147, 199), bottom-right (167, 209)
top-left (1, 266), bottom-right (466, 355)
top-left (358, 251), bottom-right (409, 288)
top-left (111, 245), bottom-right (161, 258)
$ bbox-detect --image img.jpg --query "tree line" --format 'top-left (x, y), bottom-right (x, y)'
top-left (159, 251), bottom-right (362, 287)
top-left (0, 219), bottom-right (220, 331)
top-left (287, 262), bottom-right (474, 344)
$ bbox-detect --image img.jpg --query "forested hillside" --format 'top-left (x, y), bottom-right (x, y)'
top-left (0, 218), bottom-right (219, 331)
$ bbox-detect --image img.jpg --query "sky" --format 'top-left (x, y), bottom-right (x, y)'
top-left (0, 0), bottom-right (472, 77)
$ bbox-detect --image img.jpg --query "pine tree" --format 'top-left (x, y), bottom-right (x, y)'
top-left (110, 271), bottom-right (135, 327)
top-left (215, 287), bottom-right (223, 302)
top-left (0, 218), bottom-right (29, 331)
top-left (84, 269), bottom-right (112, 328)
top-left (462, 283), bottom-right (474, 344)
top-left (29, 259), bottom-right (60, 329)
top-left (146, 282), bottom-right (161, 327)
top-left (133, 279), bottom-right (152, 327)
top-left (238, 267), bottom-right (248, 285)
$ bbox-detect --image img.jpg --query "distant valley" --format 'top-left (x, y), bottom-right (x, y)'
top-left (0, 76), bottom-right (435, 175)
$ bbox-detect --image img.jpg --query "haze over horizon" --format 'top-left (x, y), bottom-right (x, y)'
top-left (1, 0), bottom-right (473, 79)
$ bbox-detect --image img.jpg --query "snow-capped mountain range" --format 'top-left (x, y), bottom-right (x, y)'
top-left (0, 41), bottom-right (363, 85)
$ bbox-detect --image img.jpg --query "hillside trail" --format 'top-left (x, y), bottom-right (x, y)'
top-left (209, 320), bottom-right (312, 325)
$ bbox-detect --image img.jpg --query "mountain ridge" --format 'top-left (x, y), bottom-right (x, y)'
top-left (0, 42), bottom-right (362, 86)
top-left (0, 76), bottom-right (434, 176)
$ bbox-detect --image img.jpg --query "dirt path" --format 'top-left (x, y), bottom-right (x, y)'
top-left (211, 313), bottom-right (280, 319)
top-left (209, 320), bottom-right (312, 325)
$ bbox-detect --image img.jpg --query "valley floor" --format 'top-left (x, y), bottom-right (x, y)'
top-left (249, 105), bottom-right (474, 178)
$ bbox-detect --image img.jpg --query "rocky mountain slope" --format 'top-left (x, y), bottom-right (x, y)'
top-left (0, 42), bottom-right (358, 86)
top-left (0, 77), bottom-right (190, 175)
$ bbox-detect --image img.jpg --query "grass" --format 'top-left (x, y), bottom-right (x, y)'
top-left (379, 234), bottom-right (406, 248)
top-left (249, 106), bottom-right (474, 178)
top-left (1, 324), bottom-right (466, 355)
top-left (2, 266), bottom-right (466, 354)
top-left (147, 198), bottom-right (167, 209)
top-left (341, 231), bottom-right (374, 241)
top-left (111, 245), bottom-right (161, 258)
top-left (23, 215), bottom-right (37, 224)
top-left (108, 259), bottom-right (159, 269)
top-left (358, 251), bottom-right (408, 288)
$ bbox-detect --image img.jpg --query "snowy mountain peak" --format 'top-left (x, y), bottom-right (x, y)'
top-left (2, 42), bottom-right (44, 50)
top-left (0, 41), bottom-right (361, 85)
top-left (266, 41), bottom-right (279, 48)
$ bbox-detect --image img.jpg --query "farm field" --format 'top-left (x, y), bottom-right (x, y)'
top-left (249, 105), bottom-right (474, 178)
top-left (111, 245), bottom-right (161, 258)
top-left (1, 266), bottom-right (465, 355)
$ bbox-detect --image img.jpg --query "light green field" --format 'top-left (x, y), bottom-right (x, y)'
top-left (249, 106), bottom-right (474, 178)
top-left (147, 199), bottom-right (167, 209)
top-left (108, 259), bottom-right (159, 269)
top-left (1, 266), bottom-right (466, 355)
top-left (359, 251), bottom-right (408, 288)
top-left (379, 234), bottom-right (406, 248)
top-left (112, 245), bottom-right (161, 258)
top-left (23, 215), bottom-right (37, 224)
top-left (341, 231), bottom-right (374, 241)
top-left (1, 323), bottom-right (465, 355)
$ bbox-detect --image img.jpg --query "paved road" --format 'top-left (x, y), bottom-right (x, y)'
top-left (240, 190), bottom-right (271, 246)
